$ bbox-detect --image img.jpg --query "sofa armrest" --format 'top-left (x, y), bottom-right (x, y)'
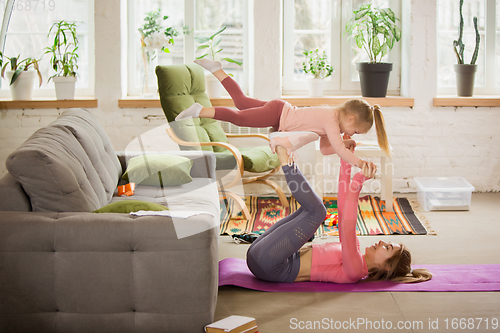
top-left (116, 150), bottom-right (216, 180)
top-left (0, 211), bottom-right (219, 332)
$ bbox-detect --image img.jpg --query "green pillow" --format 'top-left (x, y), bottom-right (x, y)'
top-left (122, 154), bottom-right (194, 186)
top-left (93, 200), bottom-right (169, 213)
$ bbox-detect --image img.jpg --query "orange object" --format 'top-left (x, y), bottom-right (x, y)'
top-left (118, 183), bottom-right (135, 196)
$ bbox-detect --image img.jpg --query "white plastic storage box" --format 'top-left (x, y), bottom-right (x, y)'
top-left (414, 177), bottom-right (475, 211)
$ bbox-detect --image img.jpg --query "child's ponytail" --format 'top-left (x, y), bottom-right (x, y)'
top-left (373, 105), bottom-right (391, 157)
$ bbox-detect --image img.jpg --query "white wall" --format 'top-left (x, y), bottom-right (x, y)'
top-left (0, 0), bottom-right (499, 193)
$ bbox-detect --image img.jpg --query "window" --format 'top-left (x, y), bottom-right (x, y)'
top-left (437, 0), bottom-right (499, 95)
top-left (282, 0), bottom-right (401, 95)
top-left (0, 0), bottom-right (94, 98)
top-left (127, 0), bottom-right (248, 97)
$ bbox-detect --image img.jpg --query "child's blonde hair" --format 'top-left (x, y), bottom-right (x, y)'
top-left (340, 99), bottom-right (391, 157)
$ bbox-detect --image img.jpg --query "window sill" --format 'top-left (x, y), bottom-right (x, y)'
top-left (118, 95), bottom-right (414, 108)
top-left (0, 98), bottom-right (98, 109)
top-left (433, 96), bottom-right (500, 107)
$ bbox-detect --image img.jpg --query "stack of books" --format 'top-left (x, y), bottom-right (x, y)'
top-left (205, 315), bottom-right (258, 333)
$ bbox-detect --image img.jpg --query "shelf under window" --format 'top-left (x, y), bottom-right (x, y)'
top-left (118, 96), bottom-right (415, 108)
top-left (433, 96), bottom-right (500, 107)
top-left (0, 98), bottom-right (98, 109)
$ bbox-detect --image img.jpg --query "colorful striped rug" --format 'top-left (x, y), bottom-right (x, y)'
top-left (219, 196), bottom-right (429, 236)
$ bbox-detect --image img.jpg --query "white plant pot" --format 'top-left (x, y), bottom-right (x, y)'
top-left (53, 76), bottom-right (77, 100)
top-left (308, 78), bottom-right (325, 97)
top-left (205, 74), bottom-right (223, 98)
top-left (4, 70), bottom-right (37, 101)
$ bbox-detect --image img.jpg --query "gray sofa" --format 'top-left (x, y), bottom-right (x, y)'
top-left (0, 109), bottom-right (220, 333)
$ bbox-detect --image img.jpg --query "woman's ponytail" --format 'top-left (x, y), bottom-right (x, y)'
top-left (373, 105), bottom-right (391, 157)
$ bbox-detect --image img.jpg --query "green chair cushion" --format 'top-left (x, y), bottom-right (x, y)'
top-left (216, 146), bottom-right (280, 172)
top-left (156, 64), bottom-right (228, 153)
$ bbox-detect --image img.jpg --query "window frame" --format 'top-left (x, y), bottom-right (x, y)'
top-left (126, 0), bottom-right (249, 97)
top-left (437, 0), bottom-right (498, 95)
top-left (0, 0), bottom-right (95, 98)
top-left (282, 0), bottom-right (402, 96)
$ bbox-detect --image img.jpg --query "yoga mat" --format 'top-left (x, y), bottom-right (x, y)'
top-left (219, 258), bottom-right (500, 292)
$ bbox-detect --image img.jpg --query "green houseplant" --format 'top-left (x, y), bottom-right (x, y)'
top-left (453, 0), bottom-right (480, 96)
top-left (44, 20), bottom-right (79, 100)
top-left (1, 54), bottom-right (42, 100)
top-left (302, 49), bottom-right (334, 97)
top-left (195, 26), bottom-right (242, 98)
top-left (345, 4), bottom-right (401, 97)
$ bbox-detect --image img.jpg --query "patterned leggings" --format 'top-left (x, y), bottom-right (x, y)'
top-left (213, 76), bottom-right (286, 131)
top-left (246, 165), bottom-right (327, 282)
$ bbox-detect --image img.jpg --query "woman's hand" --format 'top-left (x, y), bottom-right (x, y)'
top-left (362, 161), bottom-right (377, 179)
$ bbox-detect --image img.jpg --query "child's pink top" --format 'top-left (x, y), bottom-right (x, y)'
top-left (278, 102), bottom-right (360, 165)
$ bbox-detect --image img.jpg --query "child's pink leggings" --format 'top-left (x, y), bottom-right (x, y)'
top-left (213, 77), bottom-right (285, 131)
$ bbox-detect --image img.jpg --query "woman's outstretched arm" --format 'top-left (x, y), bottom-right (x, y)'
top-left (338, 164), bottom-right (376, 281)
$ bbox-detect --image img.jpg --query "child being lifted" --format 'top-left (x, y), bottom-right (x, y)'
top-left (176, 59), bottom-right (391, 168)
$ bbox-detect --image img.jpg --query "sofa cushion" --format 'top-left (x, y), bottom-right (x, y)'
top-left (0, 173), bottom-right (31, 211)
top-left (49, 109), bottom-right (121, 202)
top-left (122, 154), bottom-right (194, 186)
top-left (6, 126), bottom-right (111, 212)
top-left (93, 200), bottom-right (169, 213)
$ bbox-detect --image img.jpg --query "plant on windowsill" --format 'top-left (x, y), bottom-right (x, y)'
top-left (44, 20), bottom-right (79, 100)
top-left (345, 4), bottom-right (401, 97)
top-left (0, 53), bottom-right (43, 101)
top-left (302, 49), bottom-right (334, 97)
top-left (195, 26), bottom-right (242, 98)
top-left (139, 9), bottom-right (181, 98)
top-left (453, 0), bottom-right (480, 97)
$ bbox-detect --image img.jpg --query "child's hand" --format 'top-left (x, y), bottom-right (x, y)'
top-left (343, 139), bottom-right (356, 152)
top-left (342, 134), bottom-right (356, 152)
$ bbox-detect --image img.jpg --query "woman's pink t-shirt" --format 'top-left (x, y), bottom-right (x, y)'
top-left (310, 238), bottom-right (368, 284)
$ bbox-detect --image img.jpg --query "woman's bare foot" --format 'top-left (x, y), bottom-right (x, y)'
top-left (275, 146), bottom-right (291, 166)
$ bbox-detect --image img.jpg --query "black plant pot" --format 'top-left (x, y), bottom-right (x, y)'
top-left (356, 62), bottom-right (393, 97)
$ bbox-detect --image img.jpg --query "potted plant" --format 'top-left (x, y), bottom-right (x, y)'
top-left (453, 0), bottom-right (480, 97)
top-left (345, 4), bottom-right (401, 97)
top-left (302, 49), bottom-right (334, 97)
top-left (1, 53), bottom-right (42, 101)
top-left (44, 20), bottom-right (79, 100)
top-left (195, 26), bottom-right (242, 98)
top-left (139, 9), bottom-right (180, 98)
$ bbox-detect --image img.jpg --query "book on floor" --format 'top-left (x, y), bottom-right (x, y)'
top-left (205, 315), bottom-right (258, 333)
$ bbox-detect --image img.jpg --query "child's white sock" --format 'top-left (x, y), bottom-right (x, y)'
top-left (175, 103), bottom-right (203, 121)
top-left (194, 59), bottom-right (222, 73)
